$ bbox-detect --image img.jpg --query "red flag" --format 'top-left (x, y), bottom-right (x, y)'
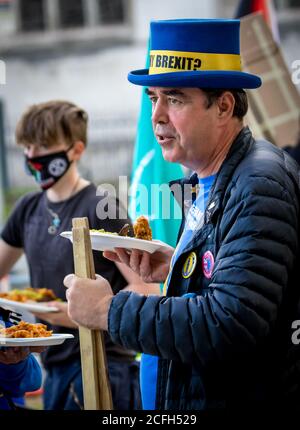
top-left (235, 0), bottom-right (280, 42)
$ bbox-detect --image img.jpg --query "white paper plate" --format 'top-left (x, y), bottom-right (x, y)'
top-left (0, 298), bottom-right (59, 314)
top-left (0, 333), bottom-right (74, 347)
top-left (60, 231), bottom-right (173, 254)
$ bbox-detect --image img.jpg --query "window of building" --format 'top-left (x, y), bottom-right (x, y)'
top-left (17, 0), bottom-right (128, 33)
top-left (98, 0), bottom-right (125, 24)
top-left (59, 0), bottom-right (84, 29)
top-left (289, 0), bottom-right (300, 7)
top-left (275, 0), bottom-right (300, 9)
top-left (19, 0), bottom-right (45, 32)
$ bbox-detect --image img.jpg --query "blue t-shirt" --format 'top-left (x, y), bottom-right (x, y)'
top-left (166, 173), bottom-right (216, 292)
top-left (140, 354), bottom-right (159, 410)
top-left (140, 174), bottom-right (216, 410)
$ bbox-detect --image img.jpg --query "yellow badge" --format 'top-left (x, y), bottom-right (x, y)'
top-left (182, 252), bottom-right (197, 279)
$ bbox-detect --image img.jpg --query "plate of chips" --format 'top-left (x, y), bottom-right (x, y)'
top-left (0, 288), bottom-right (60, 313)
top-left (0, 298), bottom-right (59, 314)
top-left (0, 321), bottom-right (74, 346)
top-left (0, 334), bottom-right (74, 347)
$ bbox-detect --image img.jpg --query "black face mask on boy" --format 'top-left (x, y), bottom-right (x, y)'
top-left (25, 145), bottom-right (73, 190)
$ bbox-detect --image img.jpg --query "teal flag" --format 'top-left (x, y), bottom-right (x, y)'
top-left (129, 50), bottom-right (183, 247)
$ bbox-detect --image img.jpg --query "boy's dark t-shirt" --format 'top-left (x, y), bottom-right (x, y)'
top-left (1, 183), bottom-right (136, 368)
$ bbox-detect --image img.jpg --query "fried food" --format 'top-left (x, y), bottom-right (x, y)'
top-left (0, 287), bottom-right (58, 303)
top-left (0, 321), bottom-right (52, 338)
top-left (133, 216), bottom-right (152, 241)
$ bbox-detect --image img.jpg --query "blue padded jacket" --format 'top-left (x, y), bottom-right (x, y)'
top-left (108, 127), bottom-right (300, 409)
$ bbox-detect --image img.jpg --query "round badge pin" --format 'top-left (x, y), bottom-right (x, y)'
top-left (182, 252), bottom-right (197, 279)
top-left (202, 250), bottom-right (214, 279)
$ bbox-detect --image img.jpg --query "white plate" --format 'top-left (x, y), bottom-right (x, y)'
top-left (60, 231), bottom-right (173, 254)
top-left (0, 333), bottom-right (74, 347)
top-left (0, 298), bottom-right (59, 314)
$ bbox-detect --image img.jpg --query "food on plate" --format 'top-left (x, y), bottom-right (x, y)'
top-left (133, 216), bottom-right (152, 241)
top-left (0, 321), bottom-right (53, 338)
top-left (90, 216), bottom-right (152, 241)
top-left (90, 229), bottom-right (118, 236)
top-left (0, 287), bottom-right (58, 303)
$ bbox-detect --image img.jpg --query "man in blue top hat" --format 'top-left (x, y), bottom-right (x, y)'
top-left (64, 19), bottom-right (300, 409)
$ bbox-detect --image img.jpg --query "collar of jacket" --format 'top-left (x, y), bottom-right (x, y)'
top-left (169, 126), bottom-right (254, 242)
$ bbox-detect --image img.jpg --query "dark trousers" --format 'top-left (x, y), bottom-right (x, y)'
top-left (43, 359), bottom-right (141, 410)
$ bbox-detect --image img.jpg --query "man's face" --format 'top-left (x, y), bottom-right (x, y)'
top-left (147, 87), bottom-right (218, 171)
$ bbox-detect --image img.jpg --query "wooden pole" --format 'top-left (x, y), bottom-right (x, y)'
top-left (72, 217), bottom-right (113, 410)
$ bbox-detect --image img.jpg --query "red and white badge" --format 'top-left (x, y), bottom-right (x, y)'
top-left (202, 250), bottom-right (214, 279)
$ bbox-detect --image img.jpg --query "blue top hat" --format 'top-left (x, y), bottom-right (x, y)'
top-left (128, 19), bottom-right (261, 89)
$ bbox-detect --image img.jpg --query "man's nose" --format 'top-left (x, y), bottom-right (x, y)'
top-left (151, 99), bottom-right (168, 124)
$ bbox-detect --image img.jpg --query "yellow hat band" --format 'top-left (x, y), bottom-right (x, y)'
top-left (149, 50), bottom-right (241, 75)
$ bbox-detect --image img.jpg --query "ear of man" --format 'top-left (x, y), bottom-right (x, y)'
top-left (216, 91), bottom-right (235, 123)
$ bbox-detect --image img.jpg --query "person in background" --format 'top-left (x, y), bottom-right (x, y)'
top-left (0, 100), bottom-right (158, 410)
